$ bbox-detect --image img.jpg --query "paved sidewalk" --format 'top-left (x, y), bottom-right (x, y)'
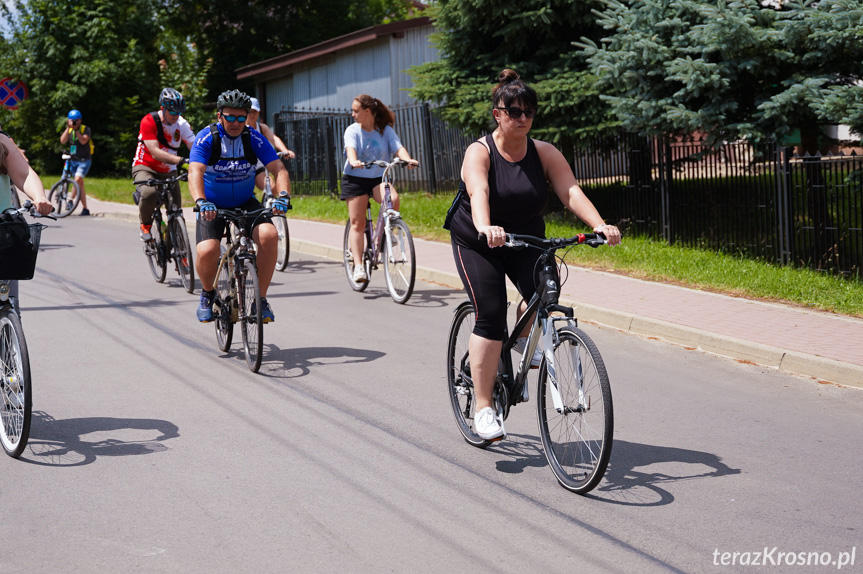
top-left (85, 197), bottom-right (863, 388)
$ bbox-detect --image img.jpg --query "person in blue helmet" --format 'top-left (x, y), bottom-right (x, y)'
top-left (188, 89), bottom-right (291, 324)
top-left (59, 109), bottom-right (93, 215)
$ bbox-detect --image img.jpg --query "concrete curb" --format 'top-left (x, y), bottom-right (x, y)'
top-left (293, 237), bottom-right (863, 390)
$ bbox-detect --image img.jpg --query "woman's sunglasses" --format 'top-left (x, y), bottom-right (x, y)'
top-left (496, 106), bottom-right (537, 120)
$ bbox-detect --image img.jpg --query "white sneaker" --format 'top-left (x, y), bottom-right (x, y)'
top-left (352, 265), bottom-right (368, 283)
top-left (513, 337), bottom-right (542, 368)
top-left (475, 406), bottom-right (505, 440)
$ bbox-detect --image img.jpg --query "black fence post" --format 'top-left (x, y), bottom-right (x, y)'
top-left (422, 102), bottom-right (437, 194)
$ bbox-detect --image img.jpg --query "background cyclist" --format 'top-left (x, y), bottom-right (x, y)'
top-left (188, 89), bottom-right (291, 323)
top-left (341, 94), bottom-right (418, 284)
top-left (247, 97), bottom-right (295, 191)
top-left (58, 109), bottom-right (92, 216)
top-left (132, 87), bottom-right (196, 241)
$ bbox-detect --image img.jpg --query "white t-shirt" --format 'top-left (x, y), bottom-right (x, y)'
top-left (342, 123), bottom-right (403, 179)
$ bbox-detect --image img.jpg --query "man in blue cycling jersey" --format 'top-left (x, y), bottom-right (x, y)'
top-left (188, 89), bottom-right (291, 323)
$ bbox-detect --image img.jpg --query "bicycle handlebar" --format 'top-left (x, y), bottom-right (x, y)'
top-left (133, 171), bottom-right (189, 188)
top-left (11, 200), bottom-right (57, 220)
top-left (361, 158), bottom-right (416, 169)
top-left (478, 232), bottom-right (607, 249)
top-left (61, 153), bottom-right (85, 162)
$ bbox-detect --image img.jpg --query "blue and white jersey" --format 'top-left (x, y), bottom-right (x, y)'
top-left (342, 123), bottom-right (404, 179)
top-left (189, 124), bottom-right (278, 208)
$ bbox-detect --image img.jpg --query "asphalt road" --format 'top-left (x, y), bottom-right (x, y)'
top-left (6, 215), bottom-right (862, 573)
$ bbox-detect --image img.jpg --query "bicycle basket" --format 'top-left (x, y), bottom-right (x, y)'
top-left (0, 220), bottom-right (47, 280)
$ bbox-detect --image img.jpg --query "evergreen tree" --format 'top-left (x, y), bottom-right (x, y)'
top-left (579, 0), bottom-right (863, 151)
top-left (409, 0), bottom-right (615, 150)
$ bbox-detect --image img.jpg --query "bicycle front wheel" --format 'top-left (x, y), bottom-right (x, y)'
top-left (240, 260), bottom-right (263, 372)
top-left (537, 327), bottom-right (613, 494)
top-left (343, 220), bottom-right (370, 292)
top-left (383, 218), bottom-right (416, 304)
top-left (274, 215), bottom-right (290, 271)
top-left (0, 308), bottom-right (32, 458)
top-left (145, 217), bottom-right (167, 283)
top-left (170, 217), bottom-right (195, 293)
top-left (48, 178), bottom-right (80, 218)
top-left (214, 254), bottom-right (234, 352)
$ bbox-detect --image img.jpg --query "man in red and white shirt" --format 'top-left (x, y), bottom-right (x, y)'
top-left (132, 87), bottom-right (196, 240)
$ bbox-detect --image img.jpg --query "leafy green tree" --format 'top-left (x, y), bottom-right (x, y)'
top-left (0, 0), bottom-right (162, 173)
top-left (409, 0), bottom-right (615, 150)
top-left (157, 31), bottom-right (214, 132)
top-left (579, 0), bottom-right (863, 151)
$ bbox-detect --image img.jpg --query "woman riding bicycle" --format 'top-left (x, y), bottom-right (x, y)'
top-left (448, 69), bottom-right (621, 441)
top-left (341, 95), bottom-right (418, 284)
top-left (0, 129), bottom-right (53, 306)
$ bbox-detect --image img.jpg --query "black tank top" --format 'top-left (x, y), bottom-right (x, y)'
top-left (450, 134), bottom-right (548, 244)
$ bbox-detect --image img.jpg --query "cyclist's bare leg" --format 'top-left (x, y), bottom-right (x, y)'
top-left (251, 223), bottom-right (278, 297)
top-left (195, 238), bottom-right (220, 291)
top-left (346, 195), bottom-right (369, 265)
top-left (372, 183), bottom-right (399, 211)
top-left (469, 333), bottom-right (503, 412)
top-left (75, 175), bottom-right (88, 209)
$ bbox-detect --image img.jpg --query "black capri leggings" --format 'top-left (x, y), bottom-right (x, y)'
top-left (451, 240), bottom-right (543, 341)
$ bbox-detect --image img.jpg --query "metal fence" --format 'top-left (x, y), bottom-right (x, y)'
top-left (273, 103), bottom-right (475, 196)
top-left (573, 134), bottom-right (863, 276)
top-left (273, 107), bottom-right (861, 276)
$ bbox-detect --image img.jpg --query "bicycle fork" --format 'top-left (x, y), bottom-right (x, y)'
top-left (537, 316), bottom-right (587, 414)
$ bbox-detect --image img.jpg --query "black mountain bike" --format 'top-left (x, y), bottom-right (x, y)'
top-left (446, 232), bottom-right (614, 494)
top-left (133, 172), bottom-right (195, 293)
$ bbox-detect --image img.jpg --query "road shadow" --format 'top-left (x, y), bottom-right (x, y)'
top-left (20, 411), bottom-right (180, 467)
top-left (486, 436), bottom-right (739, 505)
top-left (276, 257), bottom-right (340, 276)
top-left (37, 242), bottom-right (76, 252)
top-left (257, 345), bottom-right (386, 379)
top-left (587, 439), bottom-right (740, 506)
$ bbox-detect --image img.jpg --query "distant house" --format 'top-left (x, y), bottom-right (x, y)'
top-left (236, 17), bottom-right (438, 124)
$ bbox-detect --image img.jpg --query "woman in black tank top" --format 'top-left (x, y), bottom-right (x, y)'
top-left (449, 69), bottom-right (622, 441)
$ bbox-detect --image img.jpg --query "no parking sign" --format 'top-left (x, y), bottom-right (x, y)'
top-left (0, 78), bottom-right (29, 110)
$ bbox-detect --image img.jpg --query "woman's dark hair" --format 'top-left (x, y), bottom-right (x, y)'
top-left (355, 94), bottom-right (395, 135)
top-left (491, 69), bottom-right (538, 111)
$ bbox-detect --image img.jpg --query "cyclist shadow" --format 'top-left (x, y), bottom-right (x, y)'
top-left (488, 437), bottom-right (739, 506)
top-left (36, 242), bottom-right (75, 252)
top-left (587, 439), bottom-right (740, 506)
top-left (20, 411), bottom-right (180, 467)
top-left (257, 344), bottom-right (385, 379)
top-left (277, 257), bottom-right (340, 276)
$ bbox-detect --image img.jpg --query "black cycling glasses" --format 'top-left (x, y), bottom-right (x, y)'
top-left (496, 106), bottom-right (537, 120)
top-left (222, 114), bottom-right (247, 123)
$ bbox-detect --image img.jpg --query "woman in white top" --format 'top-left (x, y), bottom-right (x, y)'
top-left (341, 95), bottom-right (418, 284)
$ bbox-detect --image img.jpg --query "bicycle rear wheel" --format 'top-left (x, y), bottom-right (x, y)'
top-left (240, 260), bottom-right (263, 372)
top-left (537, 327), bottom-right (613, 494)
top-left (48, 178), bottom-right (80, 218)
top-left (446, 303), bottom-right (495, 448)
top-left (145, 216), bottom-right (167, 283)
top-left (214, 255), bottom-right (234, 352)
top-left (383, 218), bottom-right (416, 304)
top-left (170, 216), bottom-right (195, 293)
top-left (343, 220), bottom-right (370, 292)
top-left (0, 308), bottom-right (32, 458)
top-left (274, 215), bottom-right (290, 271)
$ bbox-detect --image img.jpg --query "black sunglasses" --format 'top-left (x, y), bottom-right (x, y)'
top-left (496, 106), bottom-right (537, 119)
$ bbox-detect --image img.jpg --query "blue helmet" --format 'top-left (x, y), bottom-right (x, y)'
top-left (68, 109), bottom-right (82, 120)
